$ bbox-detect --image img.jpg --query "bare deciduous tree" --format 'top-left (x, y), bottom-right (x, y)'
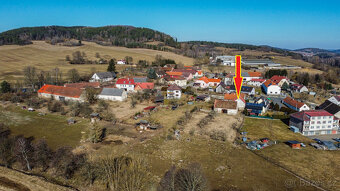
top-left (174, 163), bottom-right (208, 191)
top-left (159, 163), bottom-right (208, 191)
top-left (34, 139), bottom-right (52, 171)
top-left (23, 66), bottom-right (37, 88)
top-left (14, 136), bottom-right (34, 171)
top-left (98, 155), bottom-right (151, 191)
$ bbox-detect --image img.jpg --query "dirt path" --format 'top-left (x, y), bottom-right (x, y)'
top-left (0, 176), bottom-right (30, 191)
top-left (0, 167), bottom-right (73, 191)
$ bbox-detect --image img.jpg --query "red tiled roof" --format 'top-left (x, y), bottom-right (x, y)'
top-left (248, 72), bottom-right (262, 77)
top-left (38, 84), bottom-right (83, 98)
top-left (250, 79), bottom-right (266, 82)
top-left (135, 82), bottom-right (154, 90)
top-left (197, 76), bottom-right (221, 83)
top-left (214, 100), bottom-right (237, 109)
top-left (116, 78), bottom-right (135, 85)
top-left (224, 93), bottom-right (245, 103)
top-left (64, 82), bottom-right (100, 89)
top-left (167, 84), bottom-right (182, 91)
top-left (270, 75), bottom-right (287, 83)
top-left (144, 106), bottom-right (156, 111)
top-left (263, 79), bottom-right (276, 87)
top-left (283, 97), bottom-right (305, 109)
top-left (166, 72), bottom-right (183, 76)
top-left (291, 110), bottom-right (333, 121)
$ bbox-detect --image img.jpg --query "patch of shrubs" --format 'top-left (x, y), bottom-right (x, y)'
top-left (197, 111), bottom-right (216, 128)
top-left (70, 102), bottom-right (93, 118)
top-left (48, 101), bottom-right (63, 112)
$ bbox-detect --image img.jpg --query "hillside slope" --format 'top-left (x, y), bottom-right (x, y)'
top-left (0, 25), bottom-right (177, 47)
top-left (0, 41), bottom-right (194, 81)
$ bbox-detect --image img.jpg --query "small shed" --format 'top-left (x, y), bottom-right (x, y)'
top-left (260, 138), bottom-right (269, 143)
top-left (196, 95), bottom-right (211, 102)
top-left (290, 126), bottom-right (300, 133)
top-left (286, 141), bottom-right (301, 149)
top-left (90, 113), bottom-right (101, 123)
top-left (154, 94), bottom-right (164, 103)
top-left (138, 120), bottom-right (150, 130)
top-left (143, 106), bottom-right (156, 114)
top-left (67, 118), bottom-right (76, 125)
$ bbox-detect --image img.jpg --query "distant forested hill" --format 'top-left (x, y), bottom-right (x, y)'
top-left (0, 25), bottom-right (178, 47)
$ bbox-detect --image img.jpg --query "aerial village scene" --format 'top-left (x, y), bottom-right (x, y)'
top-left (0, 1), bottom-right (339, 191)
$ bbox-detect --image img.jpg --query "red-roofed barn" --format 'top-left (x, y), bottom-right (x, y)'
top-left (38, 84), bottom-right (85, 102)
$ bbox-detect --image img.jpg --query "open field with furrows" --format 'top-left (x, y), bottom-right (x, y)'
top-left (0, 41), bottom-right (194, 81)
top-left (0, 104), bottom-right (89, 150)
top-left (241, 117), bottom-right (340, 191)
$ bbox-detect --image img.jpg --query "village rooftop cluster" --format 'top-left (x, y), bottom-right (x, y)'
top-left (35, 56), bottom-right (339, 139)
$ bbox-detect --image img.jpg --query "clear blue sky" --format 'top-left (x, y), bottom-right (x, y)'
top-left (1, 0), bottom-right (339, 49)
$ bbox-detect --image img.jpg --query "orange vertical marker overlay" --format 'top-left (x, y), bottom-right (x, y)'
top-left (233, 55), bottom-right (243, 99)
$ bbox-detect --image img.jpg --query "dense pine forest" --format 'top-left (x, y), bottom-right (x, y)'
top-left (0, 25), bottom-right (178, 47)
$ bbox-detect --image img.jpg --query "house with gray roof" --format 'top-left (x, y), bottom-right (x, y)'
top-left (133, 77), bottom-right (148, 83)
top-left (98, 88), bottom-right (127, 101)
top-left (90, 72), bottom-right (116, 82)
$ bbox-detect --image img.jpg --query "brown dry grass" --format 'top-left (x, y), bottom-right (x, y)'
top-left (108, 100), bottom-right (148, 120)
top-left (0, 41), bottom-right (194, 81)
top-left (242, 117), bottom-right (340, 190)
top-left (0, 166), bottom-right (72, 191)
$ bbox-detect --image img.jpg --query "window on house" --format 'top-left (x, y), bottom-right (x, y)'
top-left (311, 121), bottom-right (315, 124)
top-left (310, 126), bottom-right (314, 129)
top-left (328, 121), bottom-right (332, 123)
top-left (316, 126), bottom-right (320, 129)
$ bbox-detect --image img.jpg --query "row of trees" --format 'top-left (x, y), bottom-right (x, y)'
top-left (0, 124), bottom-right (208, 190)
top-left (264, 69), bottom-right (288, 78)
top-left (21, 66), bottom-right (94, 89)
top-left (0, 126), bottom-right (84, 178)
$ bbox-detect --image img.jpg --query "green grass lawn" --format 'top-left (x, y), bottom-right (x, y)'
top-left (241, 117), bottom-right (312, 143)
top-left (0, 105), bottom-right (89, 149)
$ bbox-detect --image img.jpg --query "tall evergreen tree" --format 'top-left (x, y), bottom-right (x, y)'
top-left (147, 68), bottom-right (157, 79)
top-left (0, 81), bottom-right (11, 93)
top-left (107, 59), bottom-right (116, 73)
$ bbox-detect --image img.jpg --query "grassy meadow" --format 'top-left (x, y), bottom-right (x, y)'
top-left (0, 41), bottom-right (194, 81)
top-left (241, 117), bottom-right (340, 191)
top-left (0, 105), bottom-right (89, 149)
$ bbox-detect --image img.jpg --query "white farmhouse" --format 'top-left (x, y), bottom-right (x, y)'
top-left (116, 78), bottom-right (135, 92)
top-left (261, 80), bottom-right (281, 95)
top-left (167, 84), bottom-right (182, 99)
top-left (90, 72), bottom-right (116, 82)
top-left (98, 88), bottom-right (127, 101)
top-left (117, 59), bottom-right (126, 65)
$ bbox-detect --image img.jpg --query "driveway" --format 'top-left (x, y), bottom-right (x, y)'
top-left (268, 97), bottom-right (286, 109)
top-left (308, 134), bottom-right (340, 142)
